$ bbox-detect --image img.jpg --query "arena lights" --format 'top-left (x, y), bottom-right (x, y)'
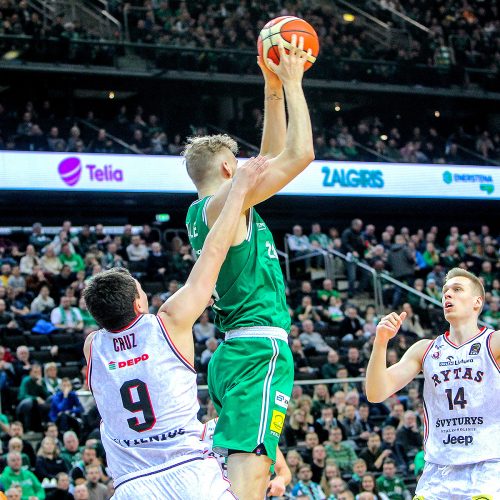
top-left (343, 13), bottom-right (356, 22)
top-left (434, 110), bottom-right (441, 118)
top-left (334, 103), bottom-right (341, 112)
top-left (108, 91), bottom-right (116, 99)
top-left (380, 134), bottom-right (388, 141)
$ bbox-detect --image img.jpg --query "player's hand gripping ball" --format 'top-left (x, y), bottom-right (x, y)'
top-left (257, 16), bottom-right (320, 72)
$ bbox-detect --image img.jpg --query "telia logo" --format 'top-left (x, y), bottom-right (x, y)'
top-left (58, 157), bottom-right (82, 186)
top-left (58, 157), bottom-right (124, 187)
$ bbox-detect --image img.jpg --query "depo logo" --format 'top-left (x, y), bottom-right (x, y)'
top-left (58, 157), bottom-right (124, 187)
top-left (58, 157), bottom-right (82, 186)
top-left (442, 170), bottom-right (494, 194)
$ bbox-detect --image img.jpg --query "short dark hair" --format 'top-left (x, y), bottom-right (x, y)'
top-left (83, 268), bottom-right (138, 331)
top-left (383, 458), bottom-right (396, 467)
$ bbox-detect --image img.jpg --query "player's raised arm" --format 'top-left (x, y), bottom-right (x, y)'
top-left (206, 35), bottom-right (314, 225)
top-left (258, 55), bottom-right (286, 159)
top-left (159, 156), bottom-right (269, 332)
top-left (365, 311), bottom-right (431, 403)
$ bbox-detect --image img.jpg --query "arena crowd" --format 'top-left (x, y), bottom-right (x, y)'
top-left (0, 218), bottom-right (497, 498)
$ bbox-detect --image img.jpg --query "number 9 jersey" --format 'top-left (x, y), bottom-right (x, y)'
top-left (87, 314), bottom-right (206, 489)
top-left (422, 327), bottom-right (500, 465)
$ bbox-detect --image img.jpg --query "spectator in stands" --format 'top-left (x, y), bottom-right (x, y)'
top-left (50, 297), bottom-right (84, 333)
top-left (31, 285), bottom-right (55, 315)
top-left (359, 432), bottom-right (387, 472)
top-left (43, 363), bottom-right (61, 397)
top-left (85, 464), bottom-right (108, 500)
top-left (291, 339), bottom-right (315, 377)
top-left (3, 437), bottom-right (30, 469)
top-left (193, 310), bottom-right (216, 344)
top-left (295, 296), bottom-right (323, 325)
top-left (284, 409), bottom-right (310, 448)
top-left (319, 461), bottom-right (341, 497)
top-left (347, 458), bottom-right (368, 495)
top-left (345, 347), bottom-right (365, 377)
top-left (316, 279), bottom-right (340, 308)
top-left (35, 437), bottom-right (68, 482)
top-left (46, 472), bottom-right (73, 500)
top-left (285, 449), bottom-right (303, 485)
top-left (20, 245), bottom-right (40, 275)
top-left (331, 367), bottom-right (358, 395)
top-left (383, 402), bottom-right (405, 429)
top-left (328, 477), bottom-right (350, 498)
top-left (309, 223), bottom-right (330, 250)
top-left (321, 349), bottom-right (342, 379)
top-left (424, 277), bottom-right (442, 301)
top-left (200, 338), bottom-right (218, 368)
top-left (0, 298), bottom-right (18, 331)
top-left (73, 484), bottom-right (90, 500)
top-left (1, 421), bottom-right (36, 467)
top-left (147, 242), bottom-right (168, 282)
top-left (8, 266), bottom-right (25, 291)
top-left (0, 452), bottom-right (45, 500)
top-left (310, 444), bottom-right (327, 483)
top-left (299, 319), bottom-right (330, 354)
top-left (77, 297), bottom-right (99, 334)
top-left (126, 235), bottom-right (148, 274)
top-left (16, 363), bottom-right (50, 432)
top-left (337, 306), bottom-right (364, 342)
top-left (29, 223), bottom-right (52, 252)
top-left (300, 432), bottom-right (320, 464)
top-left (49, 378), bottom-right (83, 433)
top-left (59, 244), bottom-right (84, 273)
top-left (60, 431), bottom-right (82, 471)
top-left (70, 446), bottom-right (100, 485)
top-left (341, 219), bottom-right (365, 297)
top-left (287, 225), bottom-right (312, 270)
top-left (291, 463), bottom-right (325, 499)
top-left (387, 235), bottom-right (416, 308)
top-left (380, 426), bottom-right (407, 473)
top-left (342, 403), bottom-right (364, 441)
top-left (396, 411), bottom-right (422, 457)
top-left (101, 242), bottom-right (124, 271)
top-left (313, 404), bottom-right (347, 443)
top-left (358, 473), bottom-right (388, 500)
top-left (325, 427), bottom-right (358, 473)
top-left (376, 459), bottom-right (411, 500)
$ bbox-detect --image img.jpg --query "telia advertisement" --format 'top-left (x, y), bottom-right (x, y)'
top-left (0, 151), bottom-right (499, 200)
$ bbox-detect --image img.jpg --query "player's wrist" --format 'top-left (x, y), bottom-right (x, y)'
top-left (373, 336), bottom-right (390, 347)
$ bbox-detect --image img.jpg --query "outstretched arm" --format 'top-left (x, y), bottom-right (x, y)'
top-left (206, 35), bottom-right (314, 226)
top-left (159, 156), bottom-right (269, 341)
top-left (366, 311), bottom-right (431, 403)
top-left (258, 56), bottom-right (286, 159)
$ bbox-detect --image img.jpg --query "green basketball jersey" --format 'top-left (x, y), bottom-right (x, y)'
top-left (186, 196), bottom-right (290, 333)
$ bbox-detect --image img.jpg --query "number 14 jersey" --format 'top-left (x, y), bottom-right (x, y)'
top-left (422, 327), bottom-right (500, 465)
top-left (88, 314), bottom-right (205, 487)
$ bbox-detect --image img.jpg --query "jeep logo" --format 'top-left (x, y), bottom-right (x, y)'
top-left (442, 434), bottom-right (473, 446)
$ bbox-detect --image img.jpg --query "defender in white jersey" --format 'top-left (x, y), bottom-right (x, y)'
top-left (366, 268), bottom-right (500, 500)
top-left (200, 418), bottom-right (291, 498)
top-left (82, 155), bottom-right (269, 499)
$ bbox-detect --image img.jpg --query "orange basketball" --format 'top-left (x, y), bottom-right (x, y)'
top-left (257, 16), bottom-right (320, 72)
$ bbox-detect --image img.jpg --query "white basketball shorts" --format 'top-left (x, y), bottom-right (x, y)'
top-left (112, 456), bottom-right (236, 500)
top-left (414, 459), bottom-right (500, 500)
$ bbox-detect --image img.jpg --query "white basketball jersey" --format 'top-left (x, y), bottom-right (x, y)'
top-left (422, 327), bottom-right (500, 465)
top-left (88, 314), bottom-right (205, 486)
top-left (200, 418), bottom-right (227, 476)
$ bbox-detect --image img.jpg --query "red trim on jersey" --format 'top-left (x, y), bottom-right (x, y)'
top-left (422, 400), bottom-right (429, 449)
top-left (156, 315), bottom-right (196, 372)
top-left (443, 326), bottom-right (487, 348)
top-left (486, 331), bottom-right (500, 372)
top-left (108, 314), bottom-right (143, 333)
top-left (86, 337), bottom-right (94, 394)
top-left (421, 339), bottom-right (435, 368)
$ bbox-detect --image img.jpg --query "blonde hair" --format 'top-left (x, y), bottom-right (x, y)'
top-left (445, 268), bottom-right (485, 302)
top-left (182, 134), bottom-right (238, 188)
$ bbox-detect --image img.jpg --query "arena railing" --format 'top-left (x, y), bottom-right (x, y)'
top-left (0, 35), bottom-right (497, 93)
top-left (281, 241), bottom-right (494, 329)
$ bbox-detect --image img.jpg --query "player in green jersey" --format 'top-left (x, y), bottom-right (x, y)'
top-left (184, 36), bottom-right (314, 500)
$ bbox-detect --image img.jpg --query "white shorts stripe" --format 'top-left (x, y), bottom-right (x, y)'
top-left (257, 339), bottom-right (279, 446)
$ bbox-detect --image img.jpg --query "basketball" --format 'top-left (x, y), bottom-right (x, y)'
top-left (257, 16), bottom-right (319, 72)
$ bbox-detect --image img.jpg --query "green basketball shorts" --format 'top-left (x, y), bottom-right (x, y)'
top-left (207, 331), bottom-right (293, 464)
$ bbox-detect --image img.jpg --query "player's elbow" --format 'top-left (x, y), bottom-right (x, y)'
top-left (365, 386), bottom-right (385, 404)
